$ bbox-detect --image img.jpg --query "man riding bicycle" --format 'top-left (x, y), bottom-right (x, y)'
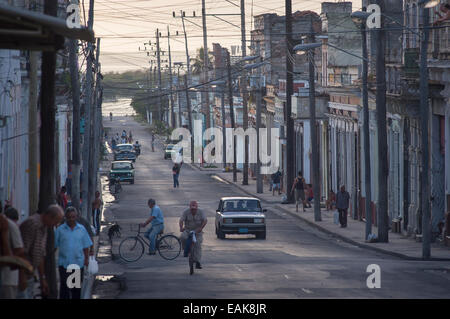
top-left (140, 199), bottom-right (164, 255)
top-left (133, 140), bottom-right (141, 156)
top-left (179, 201), bottom-right (207, 274)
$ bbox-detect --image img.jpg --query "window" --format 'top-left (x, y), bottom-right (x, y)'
top-left (112, 162), bottom-right (132, 170)
top-left (223, 200), bottom-right (262, 212)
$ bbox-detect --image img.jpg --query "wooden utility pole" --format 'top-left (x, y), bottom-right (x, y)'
top-left (81, 0), bottom-right (95, 222)
top-left (420, 3), bottom-right (431, 258)
top-left (167, 27), bottom-right (175, 128)
top-left (375, 0), bottom-right (389, 242)
top-left (255, 42), bottom-right (263, 194)
top-left (28, 51), bottom-right (38, 215)
top-left (201, 0), bottom-right (211, 130)
top-left (156, 28), bottom-right (163, 123)
top-left (69, 34), bottom-right (81, 213)
top-left (241, 0), bottom-right (249, 185)
top-left (91, 38), bottom-right (101, 199)
top-left (285, 0), bottom-right (295, 202)
top-left (226, 50), bottom-right (237, 182)
top-left (38, 0), bottom-right (58, 300)
top-left (184, 74), bottom-right (194, 163)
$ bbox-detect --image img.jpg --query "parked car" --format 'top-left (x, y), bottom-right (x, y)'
top-left (109, 160), bottom-right (135, 184)
top-left (164, 144), bottom-right (183, 160)
top-left (114, 144), bottom-right (137, 162)
top-left (215, 197), bottom-right (267, 239)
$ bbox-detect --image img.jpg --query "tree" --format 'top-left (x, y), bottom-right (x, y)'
top-left (190, 47), bottom-right (213, 74)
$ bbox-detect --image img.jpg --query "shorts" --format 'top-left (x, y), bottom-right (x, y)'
top-left (272, 183), bottom-right (280, 189)
top-left (295, 189), bottom-right (305, 202)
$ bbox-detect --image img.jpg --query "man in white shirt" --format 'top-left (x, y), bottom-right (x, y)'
top-left (1, 207), bottom-right (24, 299)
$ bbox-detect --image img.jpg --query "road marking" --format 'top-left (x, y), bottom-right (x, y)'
top-left (235, 266), bottom-right (242, 272)
top-left (301, 288), bottom-right (313, 294)
top-left (284, 275), bottom-right (289, 280)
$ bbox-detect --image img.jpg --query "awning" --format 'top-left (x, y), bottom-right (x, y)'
top-left (0, 3), bottom-right (95, 51)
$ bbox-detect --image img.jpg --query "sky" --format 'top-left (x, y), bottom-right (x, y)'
top-left (91, 0), bottom-right (363, 73)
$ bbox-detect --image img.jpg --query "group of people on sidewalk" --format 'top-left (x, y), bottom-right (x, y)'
top-left (140, 199), bottom-right (207, 275)
top-left (0, 189), bottom-right (103, 299)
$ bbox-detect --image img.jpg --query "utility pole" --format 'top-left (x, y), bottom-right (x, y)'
top-left (167, 26), bottom-right (175, 128)
top-left (241, 0), bottom-right (249, 185)
top-left (420, 3), bottom-right (431, 259)
top-left (285, 0), bottom-right (295, 202)
top-left (156, 28), bottom-right (163, 123)
top-left (81, 0), bottom-right (95, 222)
top-left (38, 0), bottom-right (58, 299)
top-left (375, 0), bottom-right (389, 243)
top-left (69, 5), bottom-right (81, 213)
top-left (176, 65), bottom-right (183, 127)
top-left (184, 74), bottom-right (194, 163)
top-left (361, 17), bottom-right (372, 240)
top-left (28, 51), bottom-right (38, 215)
top-left (220, 84), bottom-right (227, 167)
top-left (201, 0), bottom-right (211, 130)
top-left (91, 38), bottom-right (101, 199)
top-left (308, 18), bottom-right (321, 221)
top-left (181, 12), bottom-right (191, 80)
top-left (226, 50), bottom-right (237, 182)
top-left (255, 43), bottom-right (263, 194)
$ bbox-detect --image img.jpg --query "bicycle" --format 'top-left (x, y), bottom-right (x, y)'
top-left (108, 178), bottom-right (122, 195)
top-left (119, 225), bottom-right (181, 262)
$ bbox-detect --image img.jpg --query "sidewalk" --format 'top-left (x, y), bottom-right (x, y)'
top-left (189, 163), bottom-right (450, 261)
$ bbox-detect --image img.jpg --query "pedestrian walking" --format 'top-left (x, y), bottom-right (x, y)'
top-left (151, 133), bottom-right (155, 152)
top-left (326, 190), bottom-right (336, 211)
top-left (172, 163), bottom-right (181, 188)
top-left (128, 131), bottom-right (133, 143)
top-left (57, 186), bottom-right (69, 210)
top-left (92, 191), bottom-right (103, 235)
top-left (111, 137), bottom-right (117, 151)
top-left (18, 205), bottom-right (64, 299)
top-left (115, 133), bottom-right (120, 144)
top-left (55, 207), bottom-right (93, 299)
top-left (336, 185), bottom-right (350, 228)
top-left (290, 171), bottom-right (306, 212)
top-left (140, 199), bottom-right (164, 255)
top-left (306, 184), bottom-right (313, 208)
top-left (0, 207), bottom-right (24, 299)
top-left (271, 169), bottom-right (282, 196)
top-left (179, 201), bottom-right (207, 275)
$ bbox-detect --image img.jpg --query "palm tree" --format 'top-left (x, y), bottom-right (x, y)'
top-left (190, 47), bottom-right (214, 74)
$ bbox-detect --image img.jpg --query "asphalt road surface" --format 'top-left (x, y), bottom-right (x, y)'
top-left (94, 115), bottom-right (450, 299)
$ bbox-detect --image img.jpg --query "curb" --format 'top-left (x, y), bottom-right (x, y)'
top-left (212, 171), bottom-right (450, 262)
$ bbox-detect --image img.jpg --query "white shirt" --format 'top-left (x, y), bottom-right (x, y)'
top-left (1, 219), bottom-right (24, 286)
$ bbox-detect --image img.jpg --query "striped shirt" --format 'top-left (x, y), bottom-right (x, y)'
top-left (19, 214), bottom-right (48, 269)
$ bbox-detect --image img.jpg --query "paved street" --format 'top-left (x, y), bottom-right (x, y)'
top-left (94, 115), bottom-right (450, 299)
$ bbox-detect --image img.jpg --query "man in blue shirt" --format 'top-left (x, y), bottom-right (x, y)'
top-left (55, 206), bottom-right (93, 299)
top-left (140, 199), bottom-right (164, 255)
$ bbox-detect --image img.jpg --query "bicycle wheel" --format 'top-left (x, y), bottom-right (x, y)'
top-left (157, 235), bottom-right (181, 260)
top-left (119, 237), bottom-right (144, 262)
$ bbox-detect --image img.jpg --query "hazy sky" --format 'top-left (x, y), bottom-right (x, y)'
top-left (92, 0), bottom-right (363, 73)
